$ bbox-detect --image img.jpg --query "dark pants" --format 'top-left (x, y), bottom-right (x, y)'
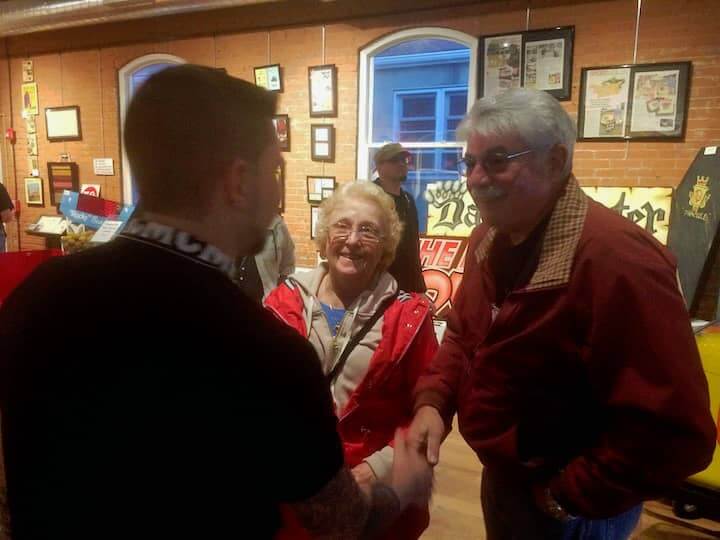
top-left (481, 467), bottom-right (642, 540)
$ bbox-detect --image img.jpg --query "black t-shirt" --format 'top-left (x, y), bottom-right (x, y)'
top-left (374, 180), bottom-right (426, 292)
top-left (0, 183), bottom-right (14, 236)
top-left (0, 220), bottom-right (344, 539)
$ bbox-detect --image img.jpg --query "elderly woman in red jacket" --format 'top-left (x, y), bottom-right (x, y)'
top-left (265, 181), bottom-right (437, 539)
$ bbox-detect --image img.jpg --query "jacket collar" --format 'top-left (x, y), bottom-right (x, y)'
top-left (474, 175), bottom-right (588, 291)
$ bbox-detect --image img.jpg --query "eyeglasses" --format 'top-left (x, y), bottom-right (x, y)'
top-left (457, 149), bottom-right (533, 177)
top-left (329, 221), bottom-right (384, 244)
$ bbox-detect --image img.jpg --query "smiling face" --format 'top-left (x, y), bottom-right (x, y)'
top-left (324, 197), bottom-right (385, 290)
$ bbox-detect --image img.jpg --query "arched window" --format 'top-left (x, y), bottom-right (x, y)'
top-left (118, 54), bottom-right (186, 205)
top-left (357, 28), bottom-right (477, 232)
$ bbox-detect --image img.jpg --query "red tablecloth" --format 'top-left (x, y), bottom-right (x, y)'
top-left (0, 249), bottom-right (63, 304)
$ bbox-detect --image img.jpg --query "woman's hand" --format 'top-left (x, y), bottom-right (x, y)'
top-left (351, 462), bottom-right (377, 496)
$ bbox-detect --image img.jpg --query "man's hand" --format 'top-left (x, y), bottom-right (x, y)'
top-left (389, 428), bottom-right (433, 509)
top-left (351, 462), bottom-right (377, 496)
top-left (407, 405), bottom-right (445, 466)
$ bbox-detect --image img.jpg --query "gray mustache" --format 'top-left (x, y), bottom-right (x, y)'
top-left (470, 184), bottom-right (507, 202)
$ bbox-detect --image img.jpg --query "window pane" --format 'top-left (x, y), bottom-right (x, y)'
top-left (448, 92), bottom-right (467, 116)
top-left (403, 95), bottom-right (435, 117)
top-left (371, 38), bottom-right (470, 143)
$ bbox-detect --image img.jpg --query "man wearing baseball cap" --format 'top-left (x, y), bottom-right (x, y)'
top-left (373, 143), bottom-right (426, 293)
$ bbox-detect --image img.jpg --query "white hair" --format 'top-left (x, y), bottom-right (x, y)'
top-left (456, 88), bottom-right (576, 177)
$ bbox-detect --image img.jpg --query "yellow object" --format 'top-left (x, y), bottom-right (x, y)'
top-left (690, 323), bottom-right (720, 490)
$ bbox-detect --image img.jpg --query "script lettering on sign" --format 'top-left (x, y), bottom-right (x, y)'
top-left (581, 186), bottom-right (672, 244)
top-left (425, 180), bottom-right (479, 237)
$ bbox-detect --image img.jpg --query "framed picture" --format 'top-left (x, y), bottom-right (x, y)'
top-left (578, 61), bottom-right (691, 141)
top-left (21, 82), bottom-right (38, 115)
top-left (272, 114), bottom-right (290, 151)
top-left (479, 26), bottom-right (574, 101)
top-left (47, 161), bottom-right (79, 205)
top-left (26, 116), bottom-right (36, 134)
top-left (275, 162), bottom-right (285, 213)
top-left (45, 106), bottom-right (82, 142)
top-left (254, 64), bottom-right (283, 92)
top-left (22, 60), bottom-right (34, 83)
top-left (27, 133), bottom-right (38, 156)
top-left (27, 156), bottom-right (39, 177)
top-left (306, 176), bottom-right (335, 203)
top-left (308, 64), bottom-right (337, 117)
top-left (24, 177), bottom-right (43, 206)
top-left (310, 206), bottom-right (320, 240)
top-left (311, 124), bottom-right (335, 162)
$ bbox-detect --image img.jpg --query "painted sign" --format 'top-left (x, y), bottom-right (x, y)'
top-left (420, 236), bottom-right (468, 318)
top-left (581, 186), bottom-right (672, 244)
top-left (425, 180), bottom-right (478, 237)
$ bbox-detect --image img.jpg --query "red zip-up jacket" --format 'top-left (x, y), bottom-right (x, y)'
top-left (266, 278), bottom-right (438, 539)
top-left (415, 177), bottom-right (716, 518)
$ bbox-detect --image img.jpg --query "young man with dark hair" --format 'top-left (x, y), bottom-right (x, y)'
top-left (0, 65), bottom-right (431, 540)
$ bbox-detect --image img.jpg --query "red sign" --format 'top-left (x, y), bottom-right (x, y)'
top-left (420, 236), bottom-right (468, 318)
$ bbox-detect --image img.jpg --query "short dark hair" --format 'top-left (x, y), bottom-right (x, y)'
top-left (124, 64), bottom-right (276, 217)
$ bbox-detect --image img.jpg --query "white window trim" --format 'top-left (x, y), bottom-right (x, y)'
top-left (118, 53), bottom-right (186, 205)
top-left (393, 86), bottom-right (466, 142)
top-left (357, 27), bottom-right (477, 181)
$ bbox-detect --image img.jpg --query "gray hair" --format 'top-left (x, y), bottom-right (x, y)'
top-left (456, 88), bottom-right (576, 177)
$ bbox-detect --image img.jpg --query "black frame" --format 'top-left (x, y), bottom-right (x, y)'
top-left (47, 161), bottom-right (79, 205)
top-left (306, 175), bottom-right (336, 204)
top-left (45, 105), bottom-right (82, 142)
top-left (310, 124), bottom-right (335, 162)
top-left (577, 61), bottom-right (691, 141)
top-left (308, 64), bottom-right (338, 117)
top-left (272, 114), bottom-right (290, 151)
top-left (253, 63), bottom-right (283, 93)
top-left (478, 26), bottom-right (574, 101)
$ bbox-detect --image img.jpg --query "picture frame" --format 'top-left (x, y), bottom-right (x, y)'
top-left (24, 177), bottom-right (43, 206)
top-left (310, 206), bottom-right (320, 240)
top-left (275, 162), bottom-right (285, 213)
top-left (21, 82), bottom-right (38, 115)
top-left (45, 106), bottom-right (82, 142)
top-left (479, 26), bottom-right (574, 101)
top-left (26, 115), bottom-right (36, 134)
top-left (308, 64), bottom-right (338, 117)
top-left (310, 124), bottom-right (335, 162)
top-left (272, 114), bottom-right (290, 151)
top-left (27, 133), bottom-right (38, 156)
top-left (22, 59), bottom-right (34, 83)
top-left (306, 176), bottom-right (336, 203)
top-left (47, 161), bottom-right (79, 205)
top-left (577, 61), bottom-right (691, 141)
top-left (27, 156), bottom-right (39, 177)
top-left (254, 64), bottom-right (283, 92)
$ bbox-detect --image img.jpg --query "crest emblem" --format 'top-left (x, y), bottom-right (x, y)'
top-left (689, 176), bottom-right (711, 214)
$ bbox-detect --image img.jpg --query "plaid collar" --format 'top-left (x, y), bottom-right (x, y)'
top-left (474, 175), bottom-right (588, 291)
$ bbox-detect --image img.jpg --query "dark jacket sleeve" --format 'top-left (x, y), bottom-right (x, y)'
top-left (406, 195), bottom-right (427, 293)
top-left (550, 239), bottom-right (716, 518)
top-left (413, 229), bottom-right (484, 424)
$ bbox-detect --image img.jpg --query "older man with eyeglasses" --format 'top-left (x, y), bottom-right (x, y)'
top-left (408, 88), bottom-right (715, 540)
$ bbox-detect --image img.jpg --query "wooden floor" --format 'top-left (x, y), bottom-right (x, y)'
top-left (421, 424), bottom-right (720, 539)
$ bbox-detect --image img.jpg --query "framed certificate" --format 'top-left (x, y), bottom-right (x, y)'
top-left (308, 64), bottom-right (338, 117)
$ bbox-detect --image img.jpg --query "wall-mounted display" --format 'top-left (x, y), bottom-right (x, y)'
top-left (307, 176), bottom-right (335, 203)
top-left (21, 82), bottom-right (38, 115)
top-left (272, 114), bottom-right (290, 151)
top-left (309, 64), bottom-right (337, 117)
top-left (27, 156), bottom-right (39, 177)
top-left (578, 61), bottom-right (691, 141)
top-left (276, 163), bottom-right (285, 213)
top-left (45, 106), bottom-right (82, 142)
top-left (479, 26), bottom-right (574, 101)
top-left (254, 64), bottom-right (282, 92)
top-left (24, 177), bottom-right (43, 206)
top-left (22, 60), bottom-right (34, 82)
top-left (47, 161), bottom-right (79, 205)
top-left (27, 133), bottom-right (38, 156)
top-left (26, 116), bottom-right (36, 134)
top-left (311, 206), bottom-right (320, 239)
top-left (311, 124), bottom-right (335, 162)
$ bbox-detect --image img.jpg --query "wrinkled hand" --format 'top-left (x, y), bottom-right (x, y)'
top-left (407, 405), bottom-right (445, 466)
top-left (351, 462), bottom-right (377, 496)
top-left (390, 428), bottom-right (434, 509)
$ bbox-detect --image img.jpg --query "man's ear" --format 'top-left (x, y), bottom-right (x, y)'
top-left (223, 157), bottom-right (252, 209)
top-left (547, 144), bottom-right (569, 179)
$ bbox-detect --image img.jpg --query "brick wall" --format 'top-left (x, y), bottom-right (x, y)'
top-left (0, 0), bottom-right (718, 267)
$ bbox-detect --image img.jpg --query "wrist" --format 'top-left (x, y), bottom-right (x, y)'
top-left (534, 484), bottom-right (576, 522)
